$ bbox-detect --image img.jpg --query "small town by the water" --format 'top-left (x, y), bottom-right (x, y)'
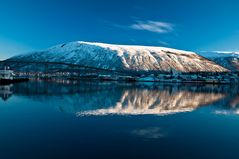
top-left (1, 62), bottom-right (239, 85)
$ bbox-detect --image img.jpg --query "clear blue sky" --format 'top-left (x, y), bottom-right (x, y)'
top-left (0, 0), bottom-right (239, 59)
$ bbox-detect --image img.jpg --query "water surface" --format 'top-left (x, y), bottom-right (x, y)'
top-left (0, 80), bottom-right (239, 159)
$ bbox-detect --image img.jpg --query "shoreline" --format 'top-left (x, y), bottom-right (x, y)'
top-left (26, 77), bottom-right (237, 85)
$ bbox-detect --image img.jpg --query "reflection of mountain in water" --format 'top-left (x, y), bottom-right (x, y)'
top-left (5, 80), bottom-right (239, 116)
top-left (212, 88), bottom-right (239, 115)
top-left (77, 89), bottom-right (225, 116)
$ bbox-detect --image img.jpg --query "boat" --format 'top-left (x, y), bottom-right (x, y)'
top-left (0, 66), bottom-right (29, 84)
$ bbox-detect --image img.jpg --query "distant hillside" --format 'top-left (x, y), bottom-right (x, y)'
top-left (203, 51), bottom-right (239, 72)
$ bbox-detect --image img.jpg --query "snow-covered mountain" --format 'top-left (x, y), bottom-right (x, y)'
top-left (7, 41), bottom-right (228, 73)
top-left (204, 51), bottom-right (239, 71)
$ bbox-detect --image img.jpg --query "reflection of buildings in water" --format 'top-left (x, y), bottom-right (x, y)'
top-left (0, 84), bottom-right (13, 101)
top-left (77, 89), bottom-right (225, 116)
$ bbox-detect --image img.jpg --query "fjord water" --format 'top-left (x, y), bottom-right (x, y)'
top-left (0, 81), bottom-right (239, 159)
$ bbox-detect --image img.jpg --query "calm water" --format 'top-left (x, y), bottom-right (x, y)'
top-left (0, 80), bottom-right (239, 159)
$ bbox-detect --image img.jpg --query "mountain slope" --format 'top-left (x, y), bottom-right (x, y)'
top-left (7, 41), bottom-right (228, 73)
top-left (204, 51), bottom-right (239, 71)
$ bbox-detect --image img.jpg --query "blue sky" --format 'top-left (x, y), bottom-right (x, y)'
top-left (0, 0), bottom-right (239, 59)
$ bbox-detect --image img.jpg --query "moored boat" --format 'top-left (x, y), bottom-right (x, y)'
top-left (0, 66), bottom-right (29, 84)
